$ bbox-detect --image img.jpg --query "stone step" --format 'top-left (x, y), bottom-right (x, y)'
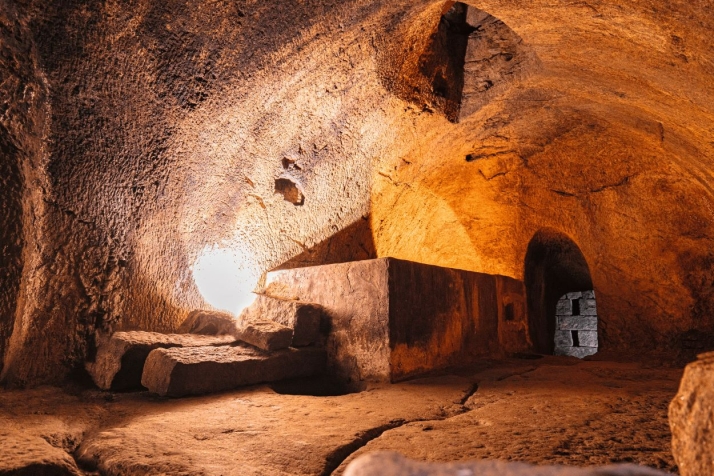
top-left (179, 309), bottom-right (294, 351)
top-left (141, 345), bottom-right (326, 397)
top-left (235, 317), bottom-right (294, 351)
top-left (240, 294), bottom-right (322, 347)
top-left (86, 331), bottom-right (235, 391)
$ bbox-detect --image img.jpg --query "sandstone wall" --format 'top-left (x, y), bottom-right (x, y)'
top-left (0, 0), bottom-right (49, 381)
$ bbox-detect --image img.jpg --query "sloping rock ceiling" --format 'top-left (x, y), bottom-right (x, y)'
top-left (1, 0), bottom-right (713, 385)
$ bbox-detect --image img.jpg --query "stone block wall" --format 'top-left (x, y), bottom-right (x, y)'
top-left (264, 258), bottom-right (529, 384)
top-left (554, 291), bottom-right (598, 358)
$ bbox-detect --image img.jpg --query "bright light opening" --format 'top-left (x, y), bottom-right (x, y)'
top-left (192, 246), bottom-right (259, 316)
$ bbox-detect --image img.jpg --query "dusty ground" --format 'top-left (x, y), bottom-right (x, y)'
top-left (0, 357), bottom-right (681, 475)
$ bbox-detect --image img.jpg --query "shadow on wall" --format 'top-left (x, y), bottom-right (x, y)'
top-left (273, 216), bottom-right (377, 271)
top-left (524, 229), bottom-right (594, 355)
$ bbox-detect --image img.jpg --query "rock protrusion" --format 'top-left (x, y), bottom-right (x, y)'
top-left (178, 309), bottom-right (239, 335)
top-left (141, 345), bottom-right (326, 397)
top-left (86, 331), bottom-right (235, 390)
top-left (240, 295), bottom-right (322, 347)
top-left (669, 351), bottom-right (714, 476)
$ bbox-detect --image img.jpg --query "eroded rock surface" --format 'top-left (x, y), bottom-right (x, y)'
top-left (669, 352), bottom-right (714, 476)
top-left (335, 359), bottom-right (680, 474)
top-left (86, 331), bottom-right (235, 390)
top-left (2, 0), bottom-right (714, 388)
top-left (178, 309), bottom-right (240, 336)
top-left (0, 433), bottom-right (82, 476)
top-left (0, 359), bottom-right (678, 475)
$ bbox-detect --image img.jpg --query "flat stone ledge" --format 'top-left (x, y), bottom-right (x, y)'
top-left (141, 345), bottom-right (326, 397)
top-left (344, 451), bottom-right (670, 476)
top-left (86, 331), bottom-right (236, 391)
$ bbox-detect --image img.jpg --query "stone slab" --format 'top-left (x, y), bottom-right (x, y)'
top-left (178, 309), bottom-right (239, 335)
top-left (141, 345), bottom-right (326, 397)
top-left (235, 318), bottom-right (293, 351)
top-left (344, 451), bottom-right (669, 476)
top-left (565, 292), bottom-right (583, 300)
top-left (579, 298), bottom-right (598, 315)
top-left (241, 294), bottom-right (322, 346)
top-left (86, 331), bottom-right (235, 391)
top-left (556, 298), bottom-right (573, 316)
top-left (554, 330), bottom-right (573, 348)
top-left (577, 330), bottom-right (598, 347)
top-left (558, 315), bottom-right (597, 331)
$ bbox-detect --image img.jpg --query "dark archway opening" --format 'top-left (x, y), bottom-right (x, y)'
top-left (524, 229), bottom-right (594, 355)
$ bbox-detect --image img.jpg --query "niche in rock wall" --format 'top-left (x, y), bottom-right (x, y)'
top-left (378, 2), bottom-right (537, 122)
top-left (554, 291), bottom-right (598, 358)
top-left (524, 229), bottom-right (594, 355)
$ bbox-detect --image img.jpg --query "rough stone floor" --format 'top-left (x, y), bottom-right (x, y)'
top-left (0, 356), bottom-right (681, 475)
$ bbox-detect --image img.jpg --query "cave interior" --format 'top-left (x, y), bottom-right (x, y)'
top-left (1, 0), bottom-right (714, 475)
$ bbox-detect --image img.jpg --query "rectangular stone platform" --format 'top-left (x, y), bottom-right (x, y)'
top-left (86, 331), bottom-right (236, 391)
top-left (141, 345), bottom-right (326, 397)
top-left (264, 257), bottom-right (528, 383)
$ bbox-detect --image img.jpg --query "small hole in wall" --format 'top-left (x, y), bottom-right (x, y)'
top-left (465, 154), bottom-right (479, 162)
top-left (274, 177), bottom-right (305, 205)
top-left (504, 302), bottom-right (515, 321)
top-left (572, 299), bottom-right (581, 315)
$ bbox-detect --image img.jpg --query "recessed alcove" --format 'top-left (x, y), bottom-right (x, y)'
top-left (524, 229), bottom-right (595, 356)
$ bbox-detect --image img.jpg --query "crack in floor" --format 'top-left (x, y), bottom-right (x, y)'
top-left (323, 381), bottom-right (482, 475)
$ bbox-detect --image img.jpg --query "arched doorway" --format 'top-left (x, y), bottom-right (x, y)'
top-left (524, 229), bottom-right (597, 356)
